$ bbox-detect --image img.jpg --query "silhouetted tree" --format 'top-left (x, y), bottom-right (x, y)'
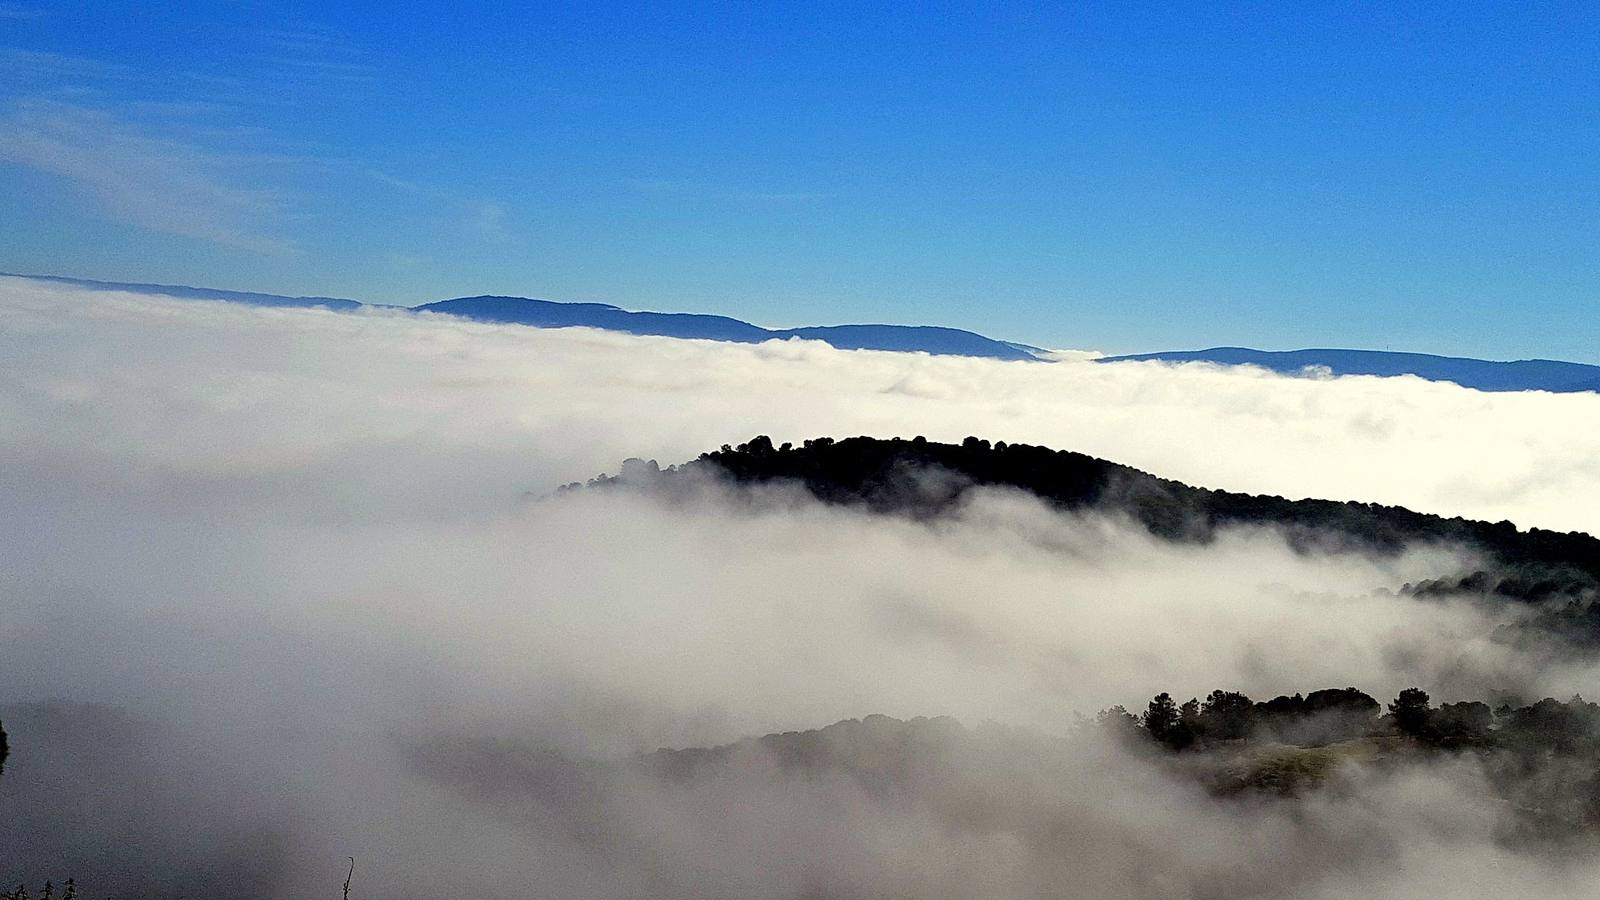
top-left (1095, 705), bottom-right (1140, 740)
top-left (618, 457), bottom-right (661, 482)
top-left (1299, 688), bottom-right (1381, 742)
top-left (1431, 701), bottom-right (1492, 745)
top-left (738, 435), bottom-right (775, 456)
top-left (1179, 697), bottom-right (1202, 740)
top-left (1200, 690), bottom-right (1255, 740)
top-left (1256, 692), bottom-right (1306, 721)
top-left (1499, 696), bottom-right (1600, 754)
top-left (1390, 688), bottom-right (1433, 736)
top-left (1142, 693), bottom-right (1195, 749)
top-left (1143, 693), bottom-right (1180, 743)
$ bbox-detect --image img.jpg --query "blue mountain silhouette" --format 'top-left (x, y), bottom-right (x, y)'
top-left (3, 274), bottom-right (1034, 361)
top-left (11, 273), bottom-right (1599, 389)
top-left (1101, 347), bottom-right (1600, 394)
top-left (5, 272), bottom-right (363, 310)
top-left (415, 295), bottom-right (1038, 360)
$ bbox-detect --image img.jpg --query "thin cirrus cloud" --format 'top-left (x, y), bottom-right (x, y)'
top-left (0, 46), bottom-right (135, 90)
top-left (0, 20), bottom-right (384, 255)
top-left (0, 99), bottom-right (296, 253)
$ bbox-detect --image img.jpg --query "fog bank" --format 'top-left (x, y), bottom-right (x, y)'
top-left (3, 278), bottom-right (1600, 897)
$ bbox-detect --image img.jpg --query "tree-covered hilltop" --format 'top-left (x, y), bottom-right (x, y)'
top-left (412, 688), bottom-right (1600, 843)
top-left (1098, 686), bottom-right (1600, 830)
top-left (646, 687), bottom-right (1600, 833)
top-left (1106, 686), bottom-right (1600, 757)
top-left (583, 434), bottom-right (1600, 610)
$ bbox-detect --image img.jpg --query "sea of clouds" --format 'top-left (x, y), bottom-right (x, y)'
top-left (4, 276), bottom-right (1600, 897)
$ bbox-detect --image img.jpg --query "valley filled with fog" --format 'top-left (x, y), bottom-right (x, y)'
top-left (6, 278), bottom-right (1600, 898)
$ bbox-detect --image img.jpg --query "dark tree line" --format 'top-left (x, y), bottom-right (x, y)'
top-left (589, 435), bottom-right (1600, 612)
top-left (1100, 685), bottom-right (1600, 759)
top-left (1, 881), bottom-right (78, 900)
top-left (1098, 687), bottom-right (1382, 750)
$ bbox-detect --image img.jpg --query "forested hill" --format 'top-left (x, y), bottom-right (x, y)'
top-left (594, 435), bottom-right (1600, 604)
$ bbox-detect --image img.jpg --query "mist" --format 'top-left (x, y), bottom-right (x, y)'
top-left (4, 277), bottom-right (1600, 897)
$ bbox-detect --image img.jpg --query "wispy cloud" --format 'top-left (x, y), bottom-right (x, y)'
top-left (242, 24), bottom-right (380, 92)
top-left (0, 3), bottom-right (43, 20)
top-left (0, 46), bottom-right (131, 85)
top-left (629, 176), bottom-right (830, 207)
top-left (472, 199), bottom-right (510, 239)
top-left (0, 100), bottom-right (294, 253)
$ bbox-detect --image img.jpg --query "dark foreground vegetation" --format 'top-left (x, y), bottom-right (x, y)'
top-left (582, 435), bottom-right (1600, 644)
top-left (1, 881), bottom-right (79, 899)
top-left (1098, 686), bottom-right (1600, 832)
top-left (410, 686), bottom-right (1600, 849)
top-left (11, 689), bottom-right (1600, 896)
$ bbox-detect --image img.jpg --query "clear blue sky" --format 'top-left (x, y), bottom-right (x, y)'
top-left (1, 2), bottom-right (1596, 359)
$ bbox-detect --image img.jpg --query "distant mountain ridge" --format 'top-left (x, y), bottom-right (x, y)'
top-left (1100, 347), bottom-right (1600, 394)
top-left (3, 272), bottom-right (365, 311)
top-left (5, 273), bottom-right (1036, 361)
top-left (413, 295), bottom-right (1039, 360)
top-left (10, 273), bottom-right (1600, 387)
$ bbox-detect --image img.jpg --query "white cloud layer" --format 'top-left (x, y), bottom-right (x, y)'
top-left (3, 276), bottom-right (1600, 897)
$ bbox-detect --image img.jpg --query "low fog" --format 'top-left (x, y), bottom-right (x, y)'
top-left (4, 277), bottom-right (1600, 897)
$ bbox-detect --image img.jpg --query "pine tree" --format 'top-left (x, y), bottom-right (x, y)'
top-left (1143, 692), bottom-right (1180, 743)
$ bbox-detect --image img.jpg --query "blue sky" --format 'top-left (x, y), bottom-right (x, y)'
top-left (1, 2), bottom-right (1596, 359)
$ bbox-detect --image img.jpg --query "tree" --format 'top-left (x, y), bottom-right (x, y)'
top-left (1389, 688), bottom-right (1433, 736)
top-left (1143, 693), bottom-right (1180, 742)
top-left (1143, 693), bottom-right (1195, 749)
top-left (1303, 687), bottom-right (1381, 742)
top-left (1200, 690), bottom-right (1256, 740)
top-left (1432, 701), bottom-right (1492, 745)
top-left (737, 435), bottom-right (775, 455)
top-left (1179, 697), bottom-right (1202, 739)
top-left (1096, 705), bottom-right (1140, 737)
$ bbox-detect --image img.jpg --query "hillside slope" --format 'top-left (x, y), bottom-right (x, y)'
top-left (591, 435), bottom-right (1600, 615)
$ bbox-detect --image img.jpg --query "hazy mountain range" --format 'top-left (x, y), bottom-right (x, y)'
top-left (1102, 347), bottom-right (1600, 394)
top-left (414, 295), bottom-right (1044, 361)
top-left (6, 273), bottom-right (1038, 361)
top-left (10, 272), bottom-right (1600, 391)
